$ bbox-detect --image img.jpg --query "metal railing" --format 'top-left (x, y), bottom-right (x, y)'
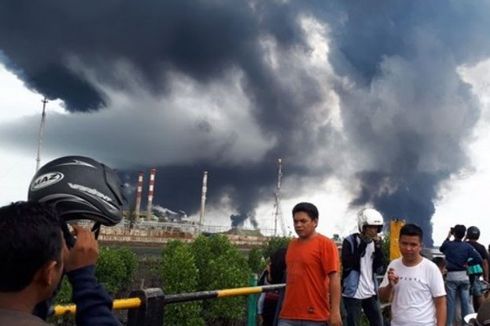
top-left (53, 283), bottom-right (285, 326)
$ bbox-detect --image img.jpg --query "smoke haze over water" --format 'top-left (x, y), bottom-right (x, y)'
top-left (1, 1), bottom-right (490, 242)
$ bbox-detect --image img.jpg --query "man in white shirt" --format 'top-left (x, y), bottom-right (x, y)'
top-left (342, 208), bottom-right (386, 326)
top-left (379, 223), bottom-right (446, 326)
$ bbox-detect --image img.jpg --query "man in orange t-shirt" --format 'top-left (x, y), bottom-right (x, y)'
top-left (278, 202), bottom-right (342, 326)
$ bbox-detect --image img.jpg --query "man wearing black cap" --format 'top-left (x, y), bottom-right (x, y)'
top-left (466, 226), bottom-right (489, 312)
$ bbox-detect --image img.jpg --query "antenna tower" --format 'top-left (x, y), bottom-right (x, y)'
top-left (273, 158), bottom-right (286, 236)
top-left (35, 97), bottom-right (48, 171)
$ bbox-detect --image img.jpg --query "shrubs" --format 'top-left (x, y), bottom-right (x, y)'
top-left (53, 235), bottom-right (290, 325)
top-left (160, 241), bottom-right (204, 326)
top-left (54, 246), bottom-right (138, 305)
top-left (247, 247), bottom-right (265, 275)
top-left (161, 235), bottom-right (252, 325)
top-left (262, 236), bottom-right (290, 260)
top-left (96, 247), bottom-right (138, 295)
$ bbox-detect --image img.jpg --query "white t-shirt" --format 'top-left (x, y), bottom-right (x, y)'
top-left (354, 241), bottom-right (376, 299)
top-left (380, 257), bottom-right (446, 326)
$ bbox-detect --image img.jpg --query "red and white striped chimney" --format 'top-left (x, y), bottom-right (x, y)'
top-left (146, 168), bottom-right (156, 220)
top-left (134, 171), bottom-right (144, 221)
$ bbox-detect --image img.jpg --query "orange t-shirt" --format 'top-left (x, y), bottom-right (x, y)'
top-left (279, 233), bottom-right (339, 322)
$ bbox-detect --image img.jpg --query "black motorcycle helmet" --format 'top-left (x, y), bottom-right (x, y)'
top-left (29, 156), bottom-right (125, 320)
top-left (467, 226), bottom-right (480, 240)
top-left (28, 156), bottom-right (125, 238)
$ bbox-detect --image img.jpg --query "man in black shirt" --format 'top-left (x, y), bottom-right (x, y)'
top-left (466, 226), bottom-right (489, 312)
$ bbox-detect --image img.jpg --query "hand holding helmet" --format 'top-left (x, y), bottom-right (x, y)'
top-left (63, 225), bottom-right (99, 272)
top-left (28, 155), bottom-right (126, 247)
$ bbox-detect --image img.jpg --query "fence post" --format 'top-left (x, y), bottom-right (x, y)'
top-left (127, 288), bottom-right (165, 326)
top-left (247, 274), bottom-right (258, 326)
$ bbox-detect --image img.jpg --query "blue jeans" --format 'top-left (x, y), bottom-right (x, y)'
top-left (343, 296), bottom-right (383, 326)
top-left (446, 279), bottom-right (472, 326)
top-left (278, 319), bottom-right (327, 326)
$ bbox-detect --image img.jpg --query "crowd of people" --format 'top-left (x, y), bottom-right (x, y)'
top-left (258, 203), bottom-right (490, 326)
top-left (1, 155), bottom-right (490, 326)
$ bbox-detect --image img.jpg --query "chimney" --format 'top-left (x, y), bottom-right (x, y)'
top-left (134, 171), bottom-right (144, 221)
top-left (199, 171), bottom-right (208, 232)
top-left (146, 168), bottom-right (156, 221)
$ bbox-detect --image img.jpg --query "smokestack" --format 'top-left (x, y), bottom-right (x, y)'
top-left (146, 168), bottom-right (156, 221)
top-left (134, 171), bottom-right (144, 221)
top-left (199, 170), bottom-right (208, 232)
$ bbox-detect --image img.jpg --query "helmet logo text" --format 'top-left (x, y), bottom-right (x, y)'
top-left (30, 172), bottom-right (64, 191)
top-left (67, 183), bottom-right (113, 203)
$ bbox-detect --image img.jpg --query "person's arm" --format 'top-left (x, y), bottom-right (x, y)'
top-left (434, 295), bottom-right (446, 326)
top-left (328, 271), bottom-right (342, 326)
top-left (67, 266), bottom-right (120, 326)
top-left (483, 259), bottom-right (489, 282)
top-left (378, 268), bottom-right (398, 303)
top-left (470, 246), bottom-right (483, 265)
top-left (64, 226), bottom-right (120, 326)
top-left (440, 232), bottom-right (451, 253)
top-left (378, 283), bottom-right (393, 303)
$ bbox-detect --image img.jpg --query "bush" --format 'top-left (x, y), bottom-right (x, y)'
top-left (95, 246), bottom-right (138, 296)
top-left (191, 235), bottom-right (251, 325)
top-left (262, 236), bottom-right (291, 260)
top-left (160, 240), bottom-right (204, 326)
top-left (115, 247), bottom-right (139, 288)
top-left (247, 247), bottom-right (265, 275)
top-left (52, 246), bottom-right (137, 325)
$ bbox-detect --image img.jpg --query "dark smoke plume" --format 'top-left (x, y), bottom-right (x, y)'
top-left (324, 1), bottom-right (490, 244)
top-left (2, 1), bottom-right (490, 240)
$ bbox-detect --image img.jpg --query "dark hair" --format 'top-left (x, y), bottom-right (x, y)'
top-left (292, 202), bottom-right (319, 221)
top-left (432, 257), bottom-right (446, 269)
top-left (0, 201), bottom-right (62, 292)
top-left (453, 224), bottom-right (466, 240)
top-left (399, 223), bottom-right (423, 242)
top-left (269, 247), bottom-right (287, 284)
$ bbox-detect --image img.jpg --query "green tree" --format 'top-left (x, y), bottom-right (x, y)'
top-left (191, 235), bottom-right (251, 325)
top-left (95, 246), bottom-right (138, 295)
top-left (160, 240), bottom-right (204, 326)
top-left (116, 247), bottom-right (138, 287)
top-left (262, 236), bottom-right (291, 260)
top-left (247, 247), bottom-right (265, 275)
top-left (54, 246), bottom-right (137, 304)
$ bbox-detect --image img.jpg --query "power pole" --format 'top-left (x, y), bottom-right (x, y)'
top-left (35, 97), bottom-right (48, 172)
top-left (273, 158), bottom-right (285, 236)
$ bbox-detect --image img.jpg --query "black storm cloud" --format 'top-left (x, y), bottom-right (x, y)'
top-left (2, 0), bottom-right (490, 242)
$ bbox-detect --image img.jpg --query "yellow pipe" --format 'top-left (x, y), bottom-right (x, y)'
top-left (113, 297), bottom-right (142, 310)
top-left (54, 284), bottom-right (281, 316)
top-left (54, 297), bottom-right (141, 316)
top-left (54, 304), bottom-right (77, 316)
top-left (217, 286), bottom-right (263, 298)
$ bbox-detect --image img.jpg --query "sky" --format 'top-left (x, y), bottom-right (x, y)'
top-left (1, 1), bottom-right (490, 247)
